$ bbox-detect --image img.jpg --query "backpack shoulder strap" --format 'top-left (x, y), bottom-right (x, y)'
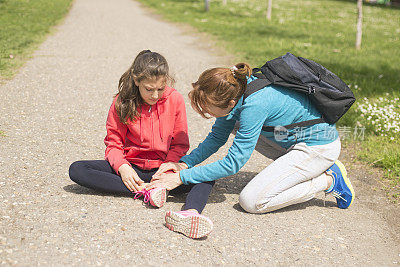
top-left (262, 118), bottom-right (326, 132)
top-left (243, 78), bottom-right (271, 101)
top-left (243, 71), bottom-right (273, 101)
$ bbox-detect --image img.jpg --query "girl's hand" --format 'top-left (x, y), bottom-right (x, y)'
top-left (153, 162), bottom-right (188, 178)
top-left (118, 164), bottom-right (144, 192)
top-left (146, 172), bottom-right (183, 191)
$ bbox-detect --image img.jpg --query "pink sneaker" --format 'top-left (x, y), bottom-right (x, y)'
top-left (134, 188), bottom-right (167, 208)
top-left (165, 210), bottom-right (213, 239)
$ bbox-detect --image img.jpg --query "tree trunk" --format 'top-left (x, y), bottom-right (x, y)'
top-left (222, 0), bottom-right (227, 5)
top-left (356, 0), bottom-right (363, 50)
top-left (266, 0), bottom-right (272, 21)
top-left (205, 0), bottom-right (209, 12)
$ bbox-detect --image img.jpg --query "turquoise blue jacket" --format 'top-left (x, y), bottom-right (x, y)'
top-left (179, 76), bottom-right (339, 184)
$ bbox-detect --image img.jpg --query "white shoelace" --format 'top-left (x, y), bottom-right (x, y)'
top-left (331, 190), bottom-right (347, 202)
top-left (324, 190), bottom-right (347, 207)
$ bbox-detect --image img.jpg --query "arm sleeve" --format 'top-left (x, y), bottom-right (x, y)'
top-left (180, 100), bottom-right (269, 184)
top-left (165, 94), bottom-right (190, 162)
top-left (179, 116), bottom-right (236, 168)
top-left (104, 99), bottom-right (130, 174)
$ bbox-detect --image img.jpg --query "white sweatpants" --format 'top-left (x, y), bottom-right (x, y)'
top-left (239, 134), bottom-right (341, 214)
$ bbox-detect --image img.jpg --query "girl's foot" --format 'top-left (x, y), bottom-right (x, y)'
top-left (325, 160), bottom-right (355, 209)
top-left (165, 210), bottom-right (213, 239)
top-left (134, 188), bottom-right (167, 208)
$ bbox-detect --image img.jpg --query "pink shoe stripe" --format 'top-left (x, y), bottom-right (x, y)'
top-left (195, 216), bottom-right (199, 238)
top-left (192, 217), bottom-right (196, 239)
top-left (192, 217), bottom-right (195, 238)
top-left (191, 217), bottom-right (195, 238)
top-left (195, 216), bottom-right (199, 239)
top-left (189, 217), bottom-right (194, 237)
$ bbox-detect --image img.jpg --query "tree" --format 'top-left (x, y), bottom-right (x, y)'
top-left (356, 0), bottom-right (363, 50)
top-left (266, 0), bottom-right (272, 21)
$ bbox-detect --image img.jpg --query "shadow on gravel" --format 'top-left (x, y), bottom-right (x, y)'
top-left (214, 171), bottom-right (257, 193)
top-left (64, 171), bottom-right (338, 213)
top-left (206, 171), bottom-right (258, 203)
top-left (63, 184), bottom-right (133, 198)
top-left (232, 198), bottom-right (337, 214)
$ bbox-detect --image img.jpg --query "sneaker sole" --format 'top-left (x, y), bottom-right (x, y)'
top-left (150, 188), bottom-right (167, 208)
top-left (165, 211), bottom-right (213, 239)
top-left (336, 160), bottom-right (355, 208)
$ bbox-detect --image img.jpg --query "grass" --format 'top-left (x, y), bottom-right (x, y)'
top-left (358, 135), bottom-right (400, 181)
top-left (357, 135), bottom-right (400, 200)
top-left (0, 0), bottom-right (73, 80)
top-left (0, 130), bottom-right (6, 137)
top-left (137, 0), bottom-right (400, 186)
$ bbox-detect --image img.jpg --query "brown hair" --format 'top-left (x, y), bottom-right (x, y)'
top-left (115, 50), bottom-right (174, 124)
top-left (189, 63), bottom-right (252, 118)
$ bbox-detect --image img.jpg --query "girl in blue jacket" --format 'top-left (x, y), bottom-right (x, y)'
top-left (148, 63), bottom-right (355, 239)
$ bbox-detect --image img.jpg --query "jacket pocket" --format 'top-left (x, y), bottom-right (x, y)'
top-left (160, 115), bottom-right (175, 146)
top-left (124, 148), bottom-right (141, 159)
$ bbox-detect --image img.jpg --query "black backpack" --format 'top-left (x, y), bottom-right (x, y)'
top-left (244, 52), bottom-right (356, 132)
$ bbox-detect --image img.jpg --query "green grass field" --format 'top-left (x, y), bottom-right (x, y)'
top-left (0, 0), bottom-right (73, 79)
top-left (137, 0), bottom-right (400, 186)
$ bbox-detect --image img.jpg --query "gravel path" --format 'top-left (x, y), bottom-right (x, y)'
top-left (0, 0), bottom-right (399, 265)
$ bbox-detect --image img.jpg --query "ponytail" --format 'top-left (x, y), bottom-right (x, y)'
top-left (230, 63), bottom-right (252, 95)
top-left (231, 63), bottom-right (252, 80)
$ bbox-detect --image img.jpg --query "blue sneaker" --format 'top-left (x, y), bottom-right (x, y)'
top-left (325, 160), bottom-right (355, 209)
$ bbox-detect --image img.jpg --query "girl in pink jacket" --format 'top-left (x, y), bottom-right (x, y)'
top-left (69, 50), bottom-right (214, 220)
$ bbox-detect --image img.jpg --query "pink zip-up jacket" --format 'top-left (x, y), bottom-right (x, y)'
top-left (104, 86), bottom-right (190, 173)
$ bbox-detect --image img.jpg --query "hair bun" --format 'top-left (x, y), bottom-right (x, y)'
top-left (233, 63), bottom-right (252, 79)
top-left (137, 49), bottom-right (152, 57)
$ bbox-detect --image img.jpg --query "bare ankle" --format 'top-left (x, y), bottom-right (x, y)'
top-left (326, 173), bottom-right (333, 190)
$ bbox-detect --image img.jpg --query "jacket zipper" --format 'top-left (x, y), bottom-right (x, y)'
top-left (147, 105), bottom-right (152, 166)
top-left (150, 105), bottom-right (153, 151)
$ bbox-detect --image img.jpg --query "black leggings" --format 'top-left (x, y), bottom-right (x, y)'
top-left (69, 160), bottom-right (214, 213)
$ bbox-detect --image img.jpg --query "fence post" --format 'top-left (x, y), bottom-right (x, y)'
top-left (266, 0), bottom-right (272, 21)
top-left (355, 0), bottom-right (363, 50)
